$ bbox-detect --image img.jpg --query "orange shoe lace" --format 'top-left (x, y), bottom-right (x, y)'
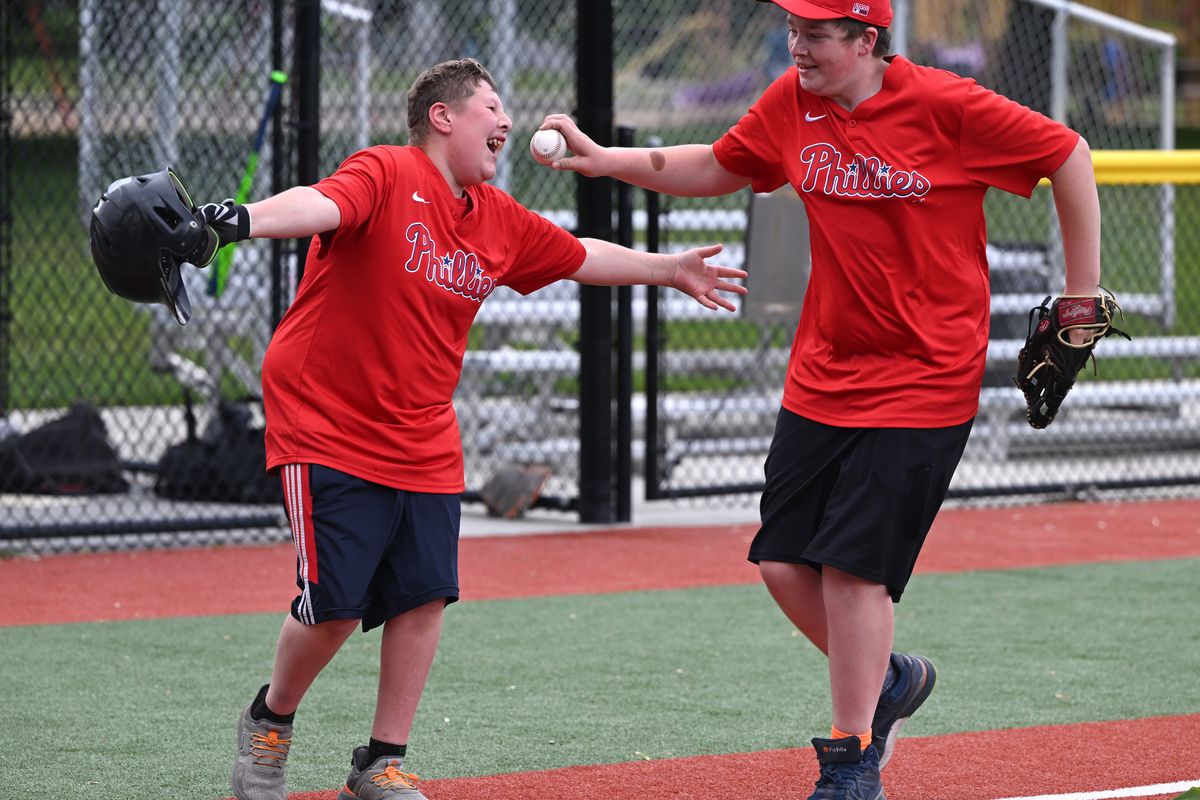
top-left (250, 729), bottom-right (291, 768)
top-left (371, 764), bottom-right (420, 790)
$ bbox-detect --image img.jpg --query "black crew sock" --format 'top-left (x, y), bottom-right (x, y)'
top-left (249, 683), bottom-right (295, 726)
top-left (366, 738), bottom-right (407, 765)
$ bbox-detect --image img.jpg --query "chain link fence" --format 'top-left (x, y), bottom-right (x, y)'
top-left (2, 0), bottom-right (1199, 549)
top-left (1, 0), bottom-right (591, 549)
top-left (4, 0), bottom-right (301, 548)
top-left (644, 0), bottom-right (1200, 500)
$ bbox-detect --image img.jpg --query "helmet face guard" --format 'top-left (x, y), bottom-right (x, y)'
top-left (89, 167), bottom-right (218, 324)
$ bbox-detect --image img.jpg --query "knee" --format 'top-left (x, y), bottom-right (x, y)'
top-left (385, 599), bottom-right (446, 630)
top-left (758, 560), bottom-right (783, 587)
top-left (408, 598), bottom-right (447, 618)
top-left (314, 617), bottom-right (360, 640)
top-left (759, 559), bottom-right (812, 590)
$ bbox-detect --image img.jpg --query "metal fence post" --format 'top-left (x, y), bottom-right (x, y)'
top-left (0, 0), bottom-right (10, 420)
top-left (575, 0), bottom-right (614, 523)
top-left (643, 137), bottom-right (663, 501)
top-left (270, 0), bottom-right (288, 329)
top-left (614, 124), bottom-right (635, 522)
top-left (294, 0), bottom-right (321, 287)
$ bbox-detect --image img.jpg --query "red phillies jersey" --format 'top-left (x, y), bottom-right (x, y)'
top-left (713, 56), bottom-right (1079, 427)
top-left (262, 145), bottom-right (586, 492)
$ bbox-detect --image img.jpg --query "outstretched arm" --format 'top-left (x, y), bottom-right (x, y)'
top-left (1049, 137), bottom-right (1102, 296)
top-left (199, 186), bottom-right (341, 245)
top-left (538, 114), bottom-right (752, 198)
top-left (571, 238), bottom-right (747, 311)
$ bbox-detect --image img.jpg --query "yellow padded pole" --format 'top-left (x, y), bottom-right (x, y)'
top-left (1039, 150), bottom-right (1200, 185)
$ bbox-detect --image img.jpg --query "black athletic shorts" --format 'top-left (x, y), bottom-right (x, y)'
top-left (279, 463), bottom-right (460, 632)
top-left (749, 408), bottom-right (973, 602)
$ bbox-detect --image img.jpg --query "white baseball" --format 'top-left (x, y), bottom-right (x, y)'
top-left (530, 129), bottom-right (567, 165)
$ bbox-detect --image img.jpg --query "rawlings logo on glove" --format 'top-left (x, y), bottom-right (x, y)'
top-left (1014, 287), bottom-right (1131, 429)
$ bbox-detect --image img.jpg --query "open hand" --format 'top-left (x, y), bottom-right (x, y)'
top-left (670, 244), bottom-right (747, 311)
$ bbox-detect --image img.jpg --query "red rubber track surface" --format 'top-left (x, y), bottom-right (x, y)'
top-left (2, 499), bottom-right (1198, 627)
top-left (277, 715), bottom-right (1200, 800)
top-left (4, 498), bottom-right (1197, 799)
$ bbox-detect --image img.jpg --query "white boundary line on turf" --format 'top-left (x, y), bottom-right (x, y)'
top-left (994, 780), bottom-right (1200, 800)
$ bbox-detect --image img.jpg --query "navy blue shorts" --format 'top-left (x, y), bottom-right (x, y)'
top-left (279, 463), bottom-right (460, 632)
top-left (749, 409), bottom-right (973, 602)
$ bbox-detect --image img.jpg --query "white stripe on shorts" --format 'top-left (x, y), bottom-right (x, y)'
top-left (284, 464), bottom-right (315, 625)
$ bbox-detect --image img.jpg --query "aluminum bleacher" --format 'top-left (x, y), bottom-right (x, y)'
top-left (459, 204), bottom-right (1200, 470)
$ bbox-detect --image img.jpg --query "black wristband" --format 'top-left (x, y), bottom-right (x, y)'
top-left (232, 203), bottom-right (250, 241)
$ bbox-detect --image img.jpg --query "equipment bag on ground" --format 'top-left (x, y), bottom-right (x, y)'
top-left (0, 403), bottom-right (129, 494)
top-left (155, 400), bottom-right (281, 504)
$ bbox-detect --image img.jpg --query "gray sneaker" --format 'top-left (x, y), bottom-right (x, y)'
top-left (231, 686), bottom-right (293, 800)
top-left (337, 746), bottom-right (427, 800)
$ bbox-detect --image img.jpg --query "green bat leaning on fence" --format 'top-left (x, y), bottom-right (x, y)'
top-left (206, 70), bottom-right (289, 299)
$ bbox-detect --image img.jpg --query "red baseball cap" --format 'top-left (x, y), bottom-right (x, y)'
top-left (757, 0), bottom-right (893, 27)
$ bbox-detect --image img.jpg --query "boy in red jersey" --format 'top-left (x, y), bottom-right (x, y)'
top-left (196, 58), bottom-right (747, 800)
top-left (540, 1), bottom-right (1102, 798)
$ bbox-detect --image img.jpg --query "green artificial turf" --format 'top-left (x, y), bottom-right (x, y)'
top-left (0, 558), bottom-right (1197, 799)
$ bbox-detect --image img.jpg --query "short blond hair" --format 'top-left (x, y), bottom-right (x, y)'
top-left (406, 58), bottom-right (498, 144)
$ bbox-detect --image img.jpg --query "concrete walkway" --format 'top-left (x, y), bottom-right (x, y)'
top-left (459, 494), bottom-right (760, 538)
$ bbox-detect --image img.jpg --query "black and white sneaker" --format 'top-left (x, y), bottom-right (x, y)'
top-left (871, 652), bottom-right (936, 769)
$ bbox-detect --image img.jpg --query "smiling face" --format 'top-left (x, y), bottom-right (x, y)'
top-left (440, 80), bottom-right (512, 190)
top-left (787, 15), bottom-right (879, 107)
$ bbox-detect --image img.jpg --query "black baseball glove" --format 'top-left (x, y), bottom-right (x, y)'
top-left (1014, 288), bottom-right (1130, 429)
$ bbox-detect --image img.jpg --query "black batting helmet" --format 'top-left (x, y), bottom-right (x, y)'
top-left (89, 167), bottom-right (218, 325)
